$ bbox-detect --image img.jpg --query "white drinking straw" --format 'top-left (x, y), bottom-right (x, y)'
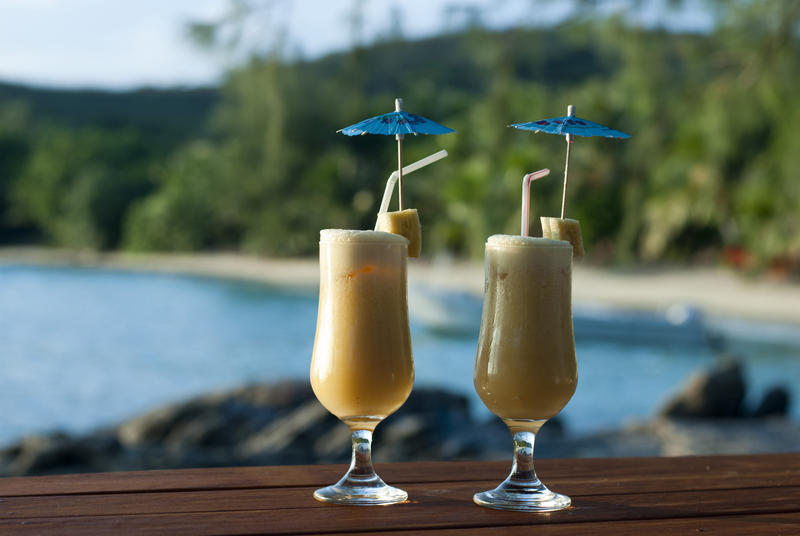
top-left (521, 168), bottom-right (551, 236)
top-left (374, 150), bottom-right (448, 229)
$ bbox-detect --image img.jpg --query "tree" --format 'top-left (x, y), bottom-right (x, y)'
top-left (12, 127), bottom-right (155, 249)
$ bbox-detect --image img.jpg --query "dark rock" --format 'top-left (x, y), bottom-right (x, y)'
top-left (2, 372), bottom-right (791, 478)
top-left (0, 381), bottom-right (327, 476)
top-left (373, 387), bottom-right (474, 461)
top-left (238, 399), bottom-right (339, 464)
top-left (659, 357), bottom-right (746, 418)
top-left (0, 382), bottom-right (499, 476)
top-left (470, 416), bottom-right (566, 460)
top-left (313, 423), bottom-right (352, 463)
top-left (5, 431), bottom-right (122, 475)
top-left (117, 380), bottom-right (313, 449)
top-left (753, 386), bottom-right (791, 417)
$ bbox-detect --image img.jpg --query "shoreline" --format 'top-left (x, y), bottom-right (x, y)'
top-left (1, 378), bottom-right (798, 475)
top-left (3, 246), bottom-right (800, 325)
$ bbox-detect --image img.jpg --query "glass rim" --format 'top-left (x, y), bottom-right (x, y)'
top-left (319, 229), bottom-right (409, 245)
top-left (486, 234), bottom-right (572, 249)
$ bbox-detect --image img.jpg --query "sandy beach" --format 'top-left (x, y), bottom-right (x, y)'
top-left (2, 246), bottom-right (800, 325)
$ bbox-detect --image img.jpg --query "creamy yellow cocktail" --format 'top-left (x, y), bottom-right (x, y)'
top-left (474, 234), bottom-right (577, 423)
top-left (310, 229), bottom-right (414, 429)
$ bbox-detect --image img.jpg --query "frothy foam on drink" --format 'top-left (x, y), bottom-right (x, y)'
top-left (487, 234), bottom-right (571, 248)
top-left (320, 229), bottom-right (409, 244)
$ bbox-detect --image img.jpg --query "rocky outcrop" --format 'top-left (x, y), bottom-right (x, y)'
top-left (658, 356), bottom-right (792, 420)
top-left (0, 370), bottom-right (795, 477)
top-left (0, 431), bottom-right (123, 476)
top-left (659, 357), bottom-right (746, 418)
top-left (0, 381), bottom-right (531, 477)
top-left (753, 386), bottom-right (791, 417)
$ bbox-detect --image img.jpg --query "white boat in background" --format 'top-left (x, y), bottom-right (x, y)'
top-left (409, 284), bottom-right (717, 347)
top-left (572, 303), bottom-right (715, 347)
top-left (408, 285), bottom-right (483, 336)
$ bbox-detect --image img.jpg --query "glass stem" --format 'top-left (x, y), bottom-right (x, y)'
top-left (346, 429), bottom-right (377, 482)
top-left (508, 430), bottom-right (541, 487)
top-left (473, 423), bottom-right (570, 511)
top-left (314, 425), bottom-right (407, 504)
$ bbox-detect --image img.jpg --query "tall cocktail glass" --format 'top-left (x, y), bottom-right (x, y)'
top-left (473, 235), bottom-right (577, 511)
top-left (310, 229), bottom-right (414, 505)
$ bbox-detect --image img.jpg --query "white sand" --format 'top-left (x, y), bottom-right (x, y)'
top-left (2, 247), bottom-right (800, 325)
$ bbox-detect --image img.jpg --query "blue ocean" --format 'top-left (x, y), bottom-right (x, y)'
top-left (0, 264), bottom-right (798, 446)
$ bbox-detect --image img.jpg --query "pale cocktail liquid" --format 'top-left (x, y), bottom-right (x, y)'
top-left (474, 235), bottom-right (577, 423)
top-left (310, 230), bottom-right (414, 429)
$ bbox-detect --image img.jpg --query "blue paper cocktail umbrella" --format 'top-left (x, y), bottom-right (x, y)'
top-left (339, 98), bottom-right (455, 210)
top-left (511, 105), bottom-right (630, 219)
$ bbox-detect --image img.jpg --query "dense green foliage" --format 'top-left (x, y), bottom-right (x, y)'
top-left (0, 83), bottom-right (216, 135)
top-left (1, 1), bottom-right (799, 272)
top-left (0, 84), bottom-right (216, 245)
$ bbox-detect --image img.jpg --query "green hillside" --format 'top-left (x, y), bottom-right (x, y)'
top-left (0, 82), bottom-right (217, 136)
top-left (1, 2), bottom-right (798, 274)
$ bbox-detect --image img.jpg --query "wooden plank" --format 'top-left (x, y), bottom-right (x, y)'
top-left (0, 464), bottom-right (338, 497)
top-left (0, 483), bottom-right (798, 534)
top-left (0, 454), bottom-right (796, 497)
top-left (334, 513), bottom-right (800, 535)
top-left (0, 462), bottom-right (485, 497)
top-left (0, 488), bottom-right (319, 519)
top-left (1, 467), bottom-right (799, 521)
top-left (0, 454), bottom-right (797, 535)
top-left (0, 500), bottom-right (799, 536)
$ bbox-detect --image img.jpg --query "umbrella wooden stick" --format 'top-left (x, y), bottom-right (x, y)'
top-left (395, 98), bottom-right (404, 211)
top-left (560, 104), bottom-right (575, 220)
top-left (397, 137), bottom-right (404, 211)
top-left (561, 136), bottom-right (572, 219)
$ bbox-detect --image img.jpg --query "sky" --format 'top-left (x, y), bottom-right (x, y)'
top-left (0, 0), bottom-right (713, 89)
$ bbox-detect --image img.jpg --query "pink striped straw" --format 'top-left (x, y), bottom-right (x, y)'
top-left (521, 169), bottom-right (551, 236)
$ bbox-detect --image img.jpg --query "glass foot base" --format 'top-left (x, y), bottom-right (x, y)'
top-left (314, 478), bottom-right (407, 506)
top-left (473, 481), bottom-right (571, 512)
top-left (313, 428), bottom-right (407, 505)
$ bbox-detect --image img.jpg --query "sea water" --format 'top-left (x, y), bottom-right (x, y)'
top-left (0, 264), bottom-right (797, 446)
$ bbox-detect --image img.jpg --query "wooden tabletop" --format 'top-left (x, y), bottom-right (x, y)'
top-left (0, 454), bottom-right (798, 535)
